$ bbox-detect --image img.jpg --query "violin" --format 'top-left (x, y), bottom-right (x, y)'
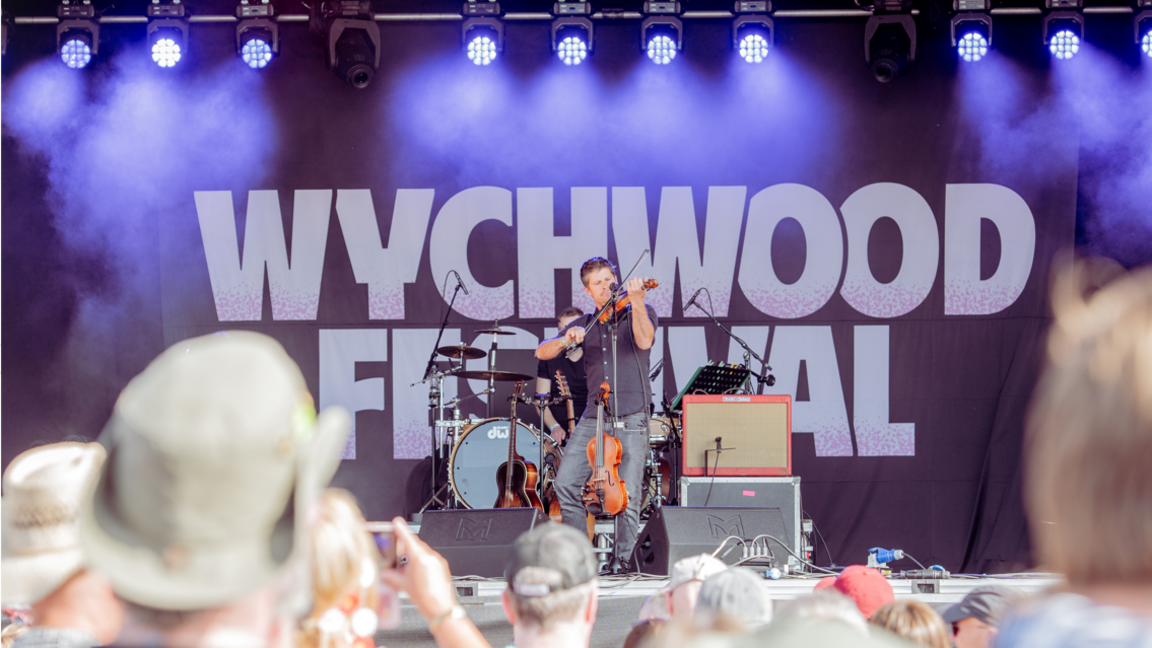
top-left (597, 279), bottom-right (660, 323)
top-left (581, 382), bottom-right (628, 517)
top-left (494, 381), bottom-right (544, 511)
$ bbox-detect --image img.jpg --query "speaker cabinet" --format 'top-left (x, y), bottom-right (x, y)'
top-left (630, 506), bottom-right (791, 575)
top-left (682, 394), bottom-right (792, 476)
top-left (418, 508), bottom-right (550, 577)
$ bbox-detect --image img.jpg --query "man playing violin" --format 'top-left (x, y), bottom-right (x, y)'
top-left (535, 256), bottom-right (657, 566)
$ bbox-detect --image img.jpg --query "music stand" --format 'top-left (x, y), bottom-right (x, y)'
top-left (668, 361), bottom-right (751, 412)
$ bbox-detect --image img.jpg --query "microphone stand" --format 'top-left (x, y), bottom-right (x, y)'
top-left (417, 277), bottom-right (464, 511)
top-left (687, 300), bottom-right (773, 394)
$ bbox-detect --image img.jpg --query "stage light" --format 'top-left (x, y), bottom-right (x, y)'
top-left (462, 2), bottom-right (503, 65)
top-left (732, 2), bottom-right (773, 64)
top-left (641, 2), bottom-right (682, 65)
top-left (1043, 0), bottom-right (1083, 61)
top-left (950, 2), bottom-right (990, 63)
top-left (146, 0), bottom-right (189, 68)
top-left (1, 13), bottom-right (10, 56)
top-left (864, 7), bottom-right (917, 82)
top-left (1135, 2), bottom-right (1152, 59)
top-left (315, 0), bottom-right (380, 88)
top-left (552, 3), bottom-right (593, 66)
top-left (56, 0), bottom-right (99, 69)
top-left (236, 0), bottom-right (278, 69)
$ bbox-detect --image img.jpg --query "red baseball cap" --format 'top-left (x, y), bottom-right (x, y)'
top-left (831, 565), bottom-right (893, 618)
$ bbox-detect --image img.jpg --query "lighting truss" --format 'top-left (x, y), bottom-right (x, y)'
top-left (146, 0), bottom-right (189, 68)
top-left (950, 0), bottom-right (990, 63)
top-left (552, 2), bottom-right (593, 66)
top-left (641, 1), bottom-right (682, 65)
top-left (732, 1), bottom-right (773, 64)
top-left (57, 0), bottom-right (99, 69)
top-left (463, 1), bottom-right (503, 65)
top-left (236, 0), bottom-right (278, 69)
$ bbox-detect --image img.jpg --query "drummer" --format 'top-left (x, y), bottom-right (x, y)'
top-left (536, 307), bottom-right (588, 445)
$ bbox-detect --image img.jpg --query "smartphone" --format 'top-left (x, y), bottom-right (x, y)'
top-left (364, 521), bottom-right (401, 630)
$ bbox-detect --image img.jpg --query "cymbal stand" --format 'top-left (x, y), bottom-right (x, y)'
top-left (486, 320), bottom-right (500, 418)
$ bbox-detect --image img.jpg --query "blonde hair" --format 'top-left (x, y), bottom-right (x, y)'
top-left (1026, 260), bottom-right (1152, 586)
top-left (869, 600), bottom-right (950, 648)
top-left (299, 489), bottom-right (379, 648)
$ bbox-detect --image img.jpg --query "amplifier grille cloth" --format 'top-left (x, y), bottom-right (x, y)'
top-left (684, 402), bottom-right (789, 470)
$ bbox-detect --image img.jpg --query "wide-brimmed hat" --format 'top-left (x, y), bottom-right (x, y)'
top-left (79, 331), bottom-right (349, 611)
top-left (1, 442), bottom-right (107, 606)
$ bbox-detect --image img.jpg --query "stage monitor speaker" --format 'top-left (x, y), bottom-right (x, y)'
top-left (418, 508), bottom-right (550, 578)
top-left (630, 506), bottom-right (790, 575)
top-left (682, 394), bottom-right (792, 476)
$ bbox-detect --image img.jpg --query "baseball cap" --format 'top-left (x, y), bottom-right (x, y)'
top-left (1, 442), bottom-right (106, 606)
top-left (506, 523), bottom-right (598, 597)
top-left (79, 331), bottom-right (350, 611)
top-left (695, 567), bottom-right (773, 627)
top-left (668, 554), bottom-right (729, 593)
top-left (941, 586), bottom-right (1020, 627)
top-left (831, 565), bottom-right (894, 618)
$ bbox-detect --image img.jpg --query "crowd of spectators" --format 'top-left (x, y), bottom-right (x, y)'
top-left (3, 257), bottom-right (1152, 648)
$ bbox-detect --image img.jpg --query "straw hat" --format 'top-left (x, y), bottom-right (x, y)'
top-left (1, 442), bottom-right (107, 606)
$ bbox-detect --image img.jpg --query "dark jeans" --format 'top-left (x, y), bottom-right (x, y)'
top-left (554, 410), bottom-right (649, 563)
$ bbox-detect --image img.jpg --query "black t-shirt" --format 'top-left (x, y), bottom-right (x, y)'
top-left (537, 354), bottom-right (588, 432)
top-left (570, 307), bottom-right (658, 418)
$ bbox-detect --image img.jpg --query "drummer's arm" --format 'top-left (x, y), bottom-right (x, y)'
top-left (536, 337), bottom-right (565, 361)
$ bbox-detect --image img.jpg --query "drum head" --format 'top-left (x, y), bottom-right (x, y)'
top-left (450, 418), bottom-right (541, 509)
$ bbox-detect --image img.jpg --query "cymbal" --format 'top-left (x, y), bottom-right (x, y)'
top-left (437, 344), bottom-right (486, 360)
top-left (476, 327), bottom-right (515, 335)
top-left (455, 370), bottom-right (534, 382)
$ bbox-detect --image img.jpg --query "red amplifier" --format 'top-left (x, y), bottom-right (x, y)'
top-left (681, 394), bottom-right (792, 477)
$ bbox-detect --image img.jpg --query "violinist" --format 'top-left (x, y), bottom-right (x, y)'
top-left (535, 256), bottom-right (657, 566)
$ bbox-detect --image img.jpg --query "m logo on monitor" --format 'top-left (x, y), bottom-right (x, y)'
top-left (706, 515), bottom-right (745, 539)
top-left (455, 516), bottom-right (494, 542)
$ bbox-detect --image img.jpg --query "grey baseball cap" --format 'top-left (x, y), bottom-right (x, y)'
top-left (506, 523), bottom-right (598, 597)
top-left (941, 586), bottom-right (1020, 627)
top-left (79, 331), bottom-right (350, 611)
top-left (696, 567), bottom-right (773, 627)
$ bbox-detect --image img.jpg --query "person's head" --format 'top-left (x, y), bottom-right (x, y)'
top-left (299, 489), bottom-right (380, 648)
top-left (623, 618), bottom-right (667, 648)
top-left (665, 554), bottom-right (729, 618)
top-left (503, 523), bottom-right (599, 636)
top-left (775, 590), bottom-right (869, 635)
top-left (869, 600), bottom-right (950, 648)
top-left (1026, 261), bottom-right (1152, 587)
top-left (579, 257), bottom-right (618, 308)
top-left (940, 586), bottom-right (1019, 648)
top-left (694, 568), bottom-right (772, 631)
top-left (2, 442), bottom-right (106, 607)
top-left (827, 566), bottom-right (894, 619)
top-left (78, 331), bottom-right (350, 644)
top-left (557, 307), bottom-right (584, 331)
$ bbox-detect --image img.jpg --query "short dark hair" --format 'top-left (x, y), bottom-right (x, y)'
top-left (557, 307), bottom-right (584, 322)
top-left (579, 257), bottom-right (617, 287)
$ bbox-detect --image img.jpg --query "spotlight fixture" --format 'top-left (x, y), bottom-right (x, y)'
top-left (146, 0), bottom-right (189, 68)
top-left (236, 0), bottom-right (278, 69)
top-left (950, 0), bottom-right (990, 63)
top-left (1043, 0), bottom-right (1083, 60)
top-left (57, 0), bottom-right (99, 69)
top-left (864, 0), bottom-right (917, 82)
top-left (1, 12), bottom-right (9, 56)
top-left (732, 1), bottom-right (773, 64)
top-left (1136, 0), bottom-right (1152, 59)
top-left (641, 1), bottom-right (682, 65)
top-left (552, 2), bottom-right (593, 66)
top-left (316, 0), bottom-right (380, 88)
top-left (463, 1), bottom-right (503, 65)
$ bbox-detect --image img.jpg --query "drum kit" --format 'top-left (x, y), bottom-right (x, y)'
top-left (414, 321), bottom-right (680, 516)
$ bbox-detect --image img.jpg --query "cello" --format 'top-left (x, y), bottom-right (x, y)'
top-left (581, 382), bottom-right (628, 517)
top-left (494, 381), bottom-right (544, 511)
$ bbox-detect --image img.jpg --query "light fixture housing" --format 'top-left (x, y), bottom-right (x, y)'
top-left (732, 1), bottom-right (773, 64)
top-left (462, 2), bottom-right (504, 65)
top-left (552, 2), bottom-right (593, 66)
top-left (57, 0), bottom-right (99, 68)
top-left (236, 0), bottom-right (278, 69)
top-left (864, 11), bottom-right (916, 82)
top-left (1, 12), bottom-right (10, 56)
top-left (319, 0), bottom-right (380, 88)
top-left (641, 1), bottom-right (682, 65)
top-left (950, 0), bottom-right (990, 63)
top-left (146, 0), bottom-right (189, 68)
top-left (1043, 0), bottom-right (1083, 60)
top-left (1135, 0), bottom-right (1152, 59)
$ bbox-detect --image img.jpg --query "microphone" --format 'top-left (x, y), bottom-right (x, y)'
top-left (649, 358), bottom-right (665, 381)
top-left (684, 287), bottom-right (704, 312)
top-left (452, 270), bottom-right (469, 295)
top-left (609, 282), bottom-right (619, 294)
top-left (715, 436), bottom-right (723, 452)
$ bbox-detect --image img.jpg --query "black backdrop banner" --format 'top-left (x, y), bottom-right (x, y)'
top-left (2, 12), bottom-right (1087, 572)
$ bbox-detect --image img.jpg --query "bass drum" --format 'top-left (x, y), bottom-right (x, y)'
top-left (449, 418), bottom-right (542, 510)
